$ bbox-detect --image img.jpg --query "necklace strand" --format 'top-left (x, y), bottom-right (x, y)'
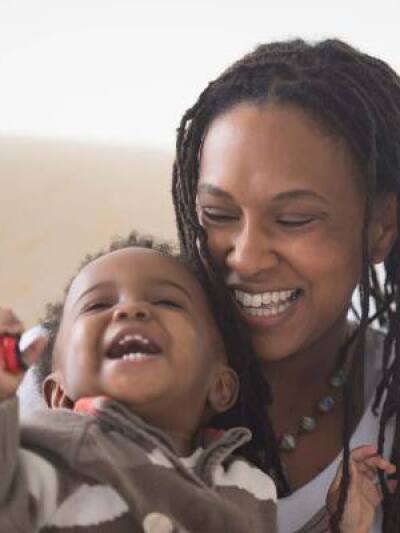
top-left (279, 367), bottom-right (347, 452)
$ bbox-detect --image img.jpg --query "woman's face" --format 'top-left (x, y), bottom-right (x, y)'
top-left (197, 103), bottom-right (367, 363)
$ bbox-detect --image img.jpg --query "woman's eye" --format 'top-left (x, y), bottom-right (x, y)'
top-left (277, 216), bottom-right (316, 227)
top-left (200, 207), bottom-right (238, 223)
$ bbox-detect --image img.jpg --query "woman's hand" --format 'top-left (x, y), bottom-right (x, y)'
top-left (0, 307), bottom-right (47, 400)
top-left (327, 445), bottom-right (396, 533)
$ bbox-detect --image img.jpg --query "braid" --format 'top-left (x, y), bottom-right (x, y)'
top-left (173, 37), bottom-right (400, 528)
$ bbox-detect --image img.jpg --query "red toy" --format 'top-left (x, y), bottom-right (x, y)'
top-left (0, 335), bottom-right (26, 374)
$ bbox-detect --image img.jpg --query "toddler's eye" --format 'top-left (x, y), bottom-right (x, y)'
top-left (83, 302), bottom-right (111, 313)
top-left (154, 299), bottom-right (184, 309)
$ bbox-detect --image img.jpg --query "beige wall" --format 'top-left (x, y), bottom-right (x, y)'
top-left (0, 137), bottom-right (176, 326)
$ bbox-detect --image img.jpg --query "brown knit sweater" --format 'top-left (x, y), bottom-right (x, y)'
top-left (0, 398), bottom-right (276, 532)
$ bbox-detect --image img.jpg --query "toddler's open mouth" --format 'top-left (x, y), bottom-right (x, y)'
top-left (107, 333), bottom-right (162, 361)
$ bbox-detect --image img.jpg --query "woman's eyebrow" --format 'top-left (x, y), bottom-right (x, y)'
top-left (197, 183), bottom-right (232, 199)
top-left (273, 189), bottom-right (329, 204)
top-left (198, 184), bottom-right (328, 205)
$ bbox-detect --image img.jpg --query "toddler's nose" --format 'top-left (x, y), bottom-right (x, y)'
top-left (113, 302), bottom-right (151, 322)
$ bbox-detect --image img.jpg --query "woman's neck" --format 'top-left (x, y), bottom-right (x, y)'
top-left (262, 317), bottom-right (352, 394)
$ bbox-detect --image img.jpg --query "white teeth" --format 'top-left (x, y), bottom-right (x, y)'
top-left (244, 301), bottom-right (291, 317)
top-left (234, 289), bottom-right (298, 309)
top-left (121, 352), bottom-right (149, 361)
top-left (118, 333), bottom-right (150, 346)
top-left (262, 293), bottom-right (272, 305)
top-left (243, 293), bottom-right (252, 306)
top-left (253, 294), bottom-right (262, 307)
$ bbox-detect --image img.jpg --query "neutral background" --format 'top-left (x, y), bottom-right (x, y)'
top-left (1, 0), bottom-right (399, 324)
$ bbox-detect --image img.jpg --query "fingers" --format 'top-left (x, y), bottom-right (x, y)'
top-left (328, 445), bottom-right (395, 529)
top-left (350, 444), bottom-right (396, 477)
top-left (362, 456), bottom-right (396, 477)
top-left (349, 459), bottom-right (383, 510)
top-left (0, 315), bottom-right (49, 401)
top-left (348, 445), bottom-right (396, 509)
top-left (0, 364), bottom-right (23, 400)
top-left (0, 323), bottom-right (49, 380)
top-left (328, 445), bottom-right (396, 502)
top-left (0, 307), bottom-right (25, 336)
top-left (349, 444), bottom-right (378, 462)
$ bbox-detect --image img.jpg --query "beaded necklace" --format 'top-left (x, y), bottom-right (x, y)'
top-left (278, 367), bottom-right (346, 452)
top-left (278, 327), bottom-right (358, 453)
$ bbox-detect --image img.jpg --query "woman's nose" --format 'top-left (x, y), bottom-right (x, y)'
top-left (226, 223), bottom-right (279, 278)
top-left (112, 302), bottom-right (151, 322)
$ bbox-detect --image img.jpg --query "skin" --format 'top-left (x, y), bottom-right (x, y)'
top-left (328, 446), bottom-right (396, 533)
top-left (197, 102), bottom-right (397, 488)
top-left (44, 248), bottom-right (238, 456)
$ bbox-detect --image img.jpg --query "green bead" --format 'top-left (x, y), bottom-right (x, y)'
top-left (329, 369), bottom-right (346, 388)
top-left (280, 434), bottom-right (296, 452)
top-left (300, 416), bottom-right (317, 432)
top-left (318, 396), bottom-right (335, 413)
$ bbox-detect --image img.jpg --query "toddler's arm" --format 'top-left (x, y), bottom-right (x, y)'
top-left (327, 445), bottom-right (396, 533)
top-left (0, 307), bottom-right (53, 531)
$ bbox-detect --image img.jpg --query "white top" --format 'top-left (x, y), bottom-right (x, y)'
top-left (277, 328), bottom-right (391, 533)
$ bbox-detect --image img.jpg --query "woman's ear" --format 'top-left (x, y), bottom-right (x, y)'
top-left (42, 371), bottom-right (74, 409)
top-left (369, 193), bottom-right (398, 264)
top-left (208, 365), bottom-right (239, 414)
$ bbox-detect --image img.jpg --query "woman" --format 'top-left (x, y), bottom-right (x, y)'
top-left (172, 38), bottom-right (400, 532)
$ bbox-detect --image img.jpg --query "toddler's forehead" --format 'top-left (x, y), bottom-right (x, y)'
top-left (65, 247), bottom-right (204, 306)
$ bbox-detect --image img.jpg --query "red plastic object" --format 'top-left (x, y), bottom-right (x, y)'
top-left (74, 396), bottom-right (110, 416)
top-left (0, 335), bottom-right (23, 374)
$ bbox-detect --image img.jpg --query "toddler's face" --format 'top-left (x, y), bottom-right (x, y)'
top-left (50, 248), bottom-right (234, 432)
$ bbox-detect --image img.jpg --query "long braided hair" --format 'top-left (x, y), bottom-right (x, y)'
top-left (172, 38), bottom-right (400, 531)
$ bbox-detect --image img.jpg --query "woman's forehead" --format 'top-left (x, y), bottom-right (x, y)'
top-left (199, 103), bottom-right (362, 202)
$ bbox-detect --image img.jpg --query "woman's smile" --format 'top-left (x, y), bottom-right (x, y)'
top-left (233, 287), bottom-right (303, 324)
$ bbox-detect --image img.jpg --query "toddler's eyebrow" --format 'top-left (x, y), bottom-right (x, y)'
top-left (73, 279), bottom-right (192, 306)
top-left (74, 281), bottom-right (115, 306)
top-left (152, 279), bottom-right (192, 301)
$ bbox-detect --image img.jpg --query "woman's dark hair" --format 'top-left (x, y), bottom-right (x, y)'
top-left (172, 38), bottom-right (400, 531)
top-left (35, 230), bottom-right (277, 478)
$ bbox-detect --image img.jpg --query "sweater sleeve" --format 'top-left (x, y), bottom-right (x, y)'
top-left (0, 396), bottom-right (61, 532)
top-left (213, 457), bottom-right (277, 533)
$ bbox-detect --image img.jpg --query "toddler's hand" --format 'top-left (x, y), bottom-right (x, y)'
top-left (0, 307), bottom-right (48, 400)
top-left (327, 445), bottom-right (396, 533)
